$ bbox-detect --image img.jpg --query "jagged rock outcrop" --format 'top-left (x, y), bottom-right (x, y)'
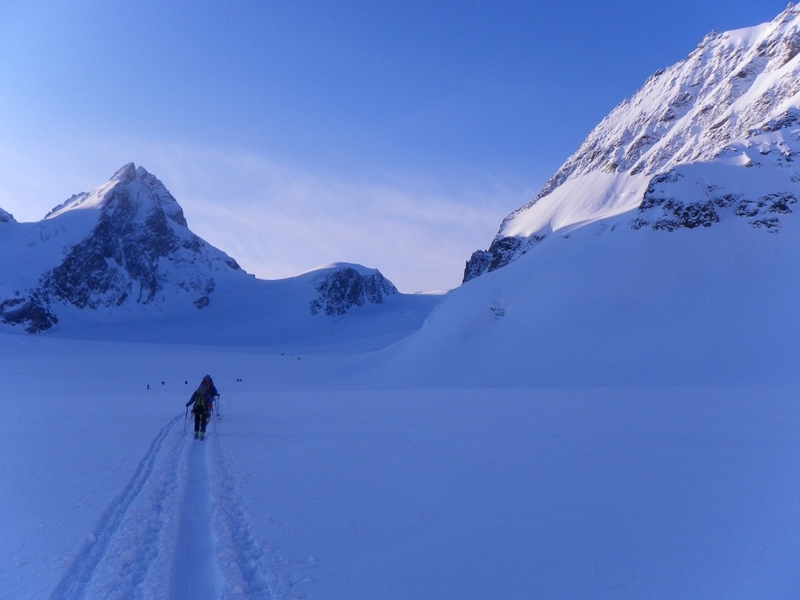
top-left (463, 235), bottom-right (542, 282)
top-left (309, 265), bottom-right (397, 316)
top-left (630, 169), bottom-right (797, 232)
top-left (0, 292), bottom-right (57, 333)
top-left (0, 207), bottom-right (15, 223)
top-left (464, 4), bottom-right (800, 282)
top-left (0, 163), bottom-right (244, 331)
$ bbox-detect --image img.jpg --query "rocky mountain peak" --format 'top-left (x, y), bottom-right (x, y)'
top-left (45, 162), bottom-right (188, 229)
top-left (114, 161), bottom-right (137, 181)
top-left (0, 164), bottom-right (243, 332)
top-left (464, 4), bottom-right (800, 283)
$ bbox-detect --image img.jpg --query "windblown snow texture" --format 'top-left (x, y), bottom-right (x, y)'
top-left (465, 4), bottom-right (800, 281)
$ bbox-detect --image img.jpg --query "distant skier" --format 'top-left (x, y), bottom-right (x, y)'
top-left (185, 375), bottom-right (219, 440)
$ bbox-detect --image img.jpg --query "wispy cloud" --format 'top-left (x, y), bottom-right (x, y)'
top-left (0, 138), bottom-right (535, 292)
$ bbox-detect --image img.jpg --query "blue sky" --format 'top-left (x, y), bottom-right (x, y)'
top-left (0, 0), bottom-right (791, 291)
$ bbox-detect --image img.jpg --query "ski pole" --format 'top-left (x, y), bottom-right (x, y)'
top-left (183, 405), bottom-right (188, 434)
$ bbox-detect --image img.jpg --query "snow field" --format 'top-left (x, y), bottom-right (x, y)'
top-left (2, 335), bottom-right (800, 599)
top-left (52, 415), bottom-right (186, 599)
top-left (0, 338), bottom-right (278, 599)
top-left (222, 385), bottom-right (800, 599)
top-left (377, 217), bottom-right (800, 389)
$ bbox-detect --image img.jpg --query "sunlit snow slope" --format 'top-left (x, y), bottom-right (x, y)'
top-left (465, 4), bottom-right (800, 281)
top-left (383, 5), bottom-right (800, 387)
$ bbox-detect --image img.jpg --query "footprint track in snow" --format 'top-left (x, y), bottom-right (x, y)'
top-left (49, 414), bottom-right (282, 599)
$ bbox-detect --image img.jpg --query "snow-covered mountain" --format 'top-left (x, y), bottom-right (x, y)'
top-left (0, 164), bottom-right (439, 343)
top-left (370, 4), bottom-right (800, 388)
top-left (465, 3), bottom-right (800, 281)
top-left (5, 9), bottom-right (800, 600)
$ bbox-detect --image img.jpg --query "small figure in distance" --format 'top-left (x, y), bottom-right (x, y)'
top-left (185, 375), bottom-right (219, 440)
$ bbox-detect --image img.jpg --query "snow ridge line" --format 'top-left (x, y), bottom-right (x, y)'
top-left (49, 413), bottom-right (185, 600)
top-left (208, 426), bottom-right (306, 599)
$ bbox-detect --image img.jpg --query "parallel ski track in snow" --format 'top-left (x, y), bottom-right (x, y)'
top-left (49, 412), bottom-right (284, 599)
top-left (207, 432), bottom-right (274, 598)
top-left (50, 414), bottom-right (185, 599)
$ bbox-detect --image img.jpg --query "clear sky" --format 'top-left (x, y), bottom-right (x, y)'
top-left (0, 1), bottom-right (791, 291)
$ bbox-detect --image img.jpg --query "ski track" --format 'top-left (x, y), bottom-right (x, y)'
top-left (49, 410), bottom-right (295, 599)
top-left (49, 414), bottom-right (187, 600)
top-left (208, 427), bottom-right (307, 599)
top-left (170, 441), bottom-right (218, 600)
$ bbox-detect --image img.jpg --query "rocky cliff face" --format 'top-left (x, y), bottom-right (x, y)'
top-left (0, 163), bottom-right (243, 332)
top-left (309, 264), bottom-right (398, 316)
top-left (465, 4), bottom-right (800, 282)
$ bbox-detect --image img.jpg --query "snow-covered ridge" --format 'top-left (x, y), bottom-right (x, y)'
top-left (465, 3), bottom-right (800, 281)
top-left (0, 164), bottom-right (435, 339)
top-left (45, 163), bottom-right (189, 227)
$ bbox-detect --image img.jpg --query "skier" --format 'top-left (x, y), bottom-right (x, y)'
top-left (185, 375), bottom-right (219, 440)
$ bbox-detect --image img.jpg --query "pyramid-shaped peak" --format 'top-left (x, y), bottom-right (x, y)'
top-left (112, 162), bottom-right (137, 182)
top-left (109, 162), bottom-right (154, 184)
top-left (45, 163), bottom-right (181, 224)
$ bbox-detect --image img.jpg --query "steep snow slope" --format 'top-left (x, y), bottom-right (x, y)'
top-left (376, 213), bottom-right (800, 388)
top-left (465, 4), bottom-right (800, 280)
top-left (423, 5), bottom-right (800, 388)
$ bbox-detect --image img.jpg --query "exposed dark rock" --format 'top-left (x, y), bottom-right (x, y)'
top-left (43, 185), bottom-right (182, 308)
top-left (309, 267), bottom-right (397, 316)
top-left (0, 207), bottom-right (15, 223)
top-left (463, 236), bottom-right (535, 283)
top-left (0, 293), bottom-right (58, 333)
top-left (633, 171), bottom-right (796, 232)
top-left (750, 217), bottom-right (782, 231)
top-left (191, 279), bottom-right (216, 309)
top-left (756, 108), bottom-right (800, 133)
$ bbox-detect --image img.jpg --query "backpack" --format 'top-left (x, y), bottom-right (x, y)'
top-left (193, 390), bottom-right (208, 411)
